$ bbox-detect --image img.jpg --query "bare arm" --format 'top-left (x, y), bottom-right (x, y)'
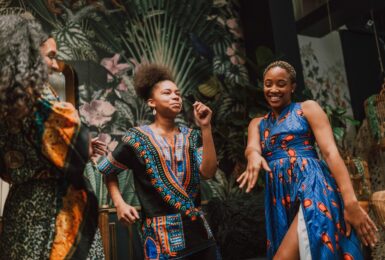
top-left (302, 100), bottom-right (356, 205)
top-left (302, 100), bottom-right (378, 246)
top-left (238, 117), bottom-right (271, 192)
top-left (97, 142), bottom-right (140, 225)
top-left (106, 172), bottom-right (139, 225)
top-left (244, 117), bottom-right (263, 157)
top-left (193, 102), bottom-right (217, 179)
top-left (199, 125), bottom-right (217, 179)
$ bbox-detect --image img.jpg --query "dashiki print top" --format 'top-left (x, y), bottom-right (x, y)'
top-left (98, 125), bottom-right (215, 259)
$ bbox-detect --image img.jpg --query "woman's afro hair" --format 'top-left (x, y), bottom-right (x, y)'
top-left (133, 63), bottom-right (174, 100)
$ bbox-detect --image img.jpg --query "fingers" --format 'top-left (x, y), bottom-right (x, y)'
top-left (120, 208), bottom-right (140, 225)
top-left (236, 171), bottom-right (246, 183)
top-left (347, 212), bottom-right (378, 247)
top-left (237, 172), bottom-right (248, 189)
top-left (345, 221), bottom-right (351, 237)
top-left (193, 102), bottom-right (211, 117)
top-left (362, 217), bottom-right (378, 247)
top-left (367, 215), bottom-right (378, 233)
top-left (91, 140), bottom-right (108, 156)
top-left (131, 207), bottom-right (140, 220)
top-left (358, 223), bottom-right (370, 247)
top-left (261, 158), bottom-right (272, 172)
top-left (92, 140), bottom-right (106, 146)
top-left (238, 166), bottom-right (260, 192)
top-left (92, 149), bottom-right (106, 156)
top-left (246, 170), bottom-right (258, 193)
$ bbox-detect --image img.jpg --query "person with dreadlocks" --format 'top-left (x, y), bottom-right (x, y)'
top-left (237, 61), bottom-right (378, 259)
top-left (0, 13), bottom-right (105, 259)
top-left (97, 63), bottom-right (220, 259)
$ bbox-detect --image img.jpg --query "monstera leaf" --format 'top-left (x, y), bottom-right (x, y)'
top-left (53, 22), bottom-right (98, 61)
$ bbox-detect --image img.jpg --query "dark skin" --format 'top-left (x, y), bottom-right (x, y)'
top-left (107, 80), bottom-right (217, 225)
top-left (238, 66), bottom-right (378, 259)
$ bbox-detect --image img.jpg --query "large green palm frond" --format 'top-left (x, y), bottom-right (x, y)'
top-left (112, 0), bottom-right (216, 95)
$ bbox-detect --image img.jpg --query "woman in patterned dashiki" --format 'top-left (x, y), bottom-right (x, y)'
top-left (0, 14), bottom-right (105, 259)
top-left (237, 61), bottom-right (378, 259)
top-left (97, 64), bottom-right (219, 259)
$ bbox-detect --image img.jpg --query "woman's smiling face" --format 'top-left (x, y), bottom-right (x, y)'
top-left (263, 66), bottom-right (296, 111)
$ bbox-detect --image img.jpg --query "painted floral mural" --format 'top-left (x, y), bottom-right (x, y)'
top-left (7, 0), bottom-right (255, 185)
top-left (2, 0), bottom-right (267, 258)
top-left (298, 33), bottom-right (359, 154)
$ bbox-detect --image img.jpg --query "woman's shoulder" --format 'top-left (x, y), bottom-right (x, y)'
top-left (249, 116), bottom-right (264, 129)
top-left (300, 100), bottom-right (319, 108)
top-left (299, 100), bottom-right (323, 117)
top-left (251, 116), bottom-right (264, 124)
top-left (120, 127), bottom-right (143, 142)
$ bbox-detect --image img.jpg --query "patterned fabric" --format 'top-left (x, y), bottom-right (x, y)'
top-left (143, 213), bottom-right (185, 258)
top-left (99, 126), bottom-right (202, 219)
top-left (259, 102), bottom-right (363, 259)
top-left (98, 125), bottom-right (215, 259)
top-left (0, 84), bottom-right (104, 259)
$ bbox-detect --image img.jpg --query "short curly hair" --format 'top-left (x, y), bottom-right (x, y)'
top-left (133, 64), bottom-right (174, 100)
top-left (263, 60), bottom-right (296, 83)
top-left (0, 13), bottom-right (48, 122)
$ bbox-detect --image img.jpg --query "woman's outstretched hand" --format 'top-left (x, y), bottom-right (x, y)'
top-left (237, 152), bottom-right (271, 193)
top-left (193, 101), bottom-right (212, 127)
top-left (344, 201), bottom-right (378, 247)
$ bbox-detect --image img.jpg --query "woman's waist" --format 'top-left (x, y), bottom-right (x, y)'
top-left (263, 148), bottom-right (318, 162)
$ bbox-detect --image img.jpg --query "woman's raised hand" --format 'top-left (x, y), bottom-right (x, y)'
top-left (193, 101), bottom-right (212, 127)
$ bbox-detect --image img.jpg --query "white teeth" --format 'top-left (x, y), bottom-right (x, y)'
top-left (270, 96), bottom-right (281, 101)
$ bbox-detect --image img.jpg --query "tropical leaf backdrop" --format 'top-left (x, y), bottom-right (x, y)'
top-left (4, 0), bottom-right (268, 257)
top-left (6, 0), bottom-right (263, 200)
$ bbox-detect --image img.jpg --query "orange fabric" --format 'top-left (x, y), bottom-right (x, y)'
top-left (50, 185), bottom-right (87, 259)
top-left (42, 102), bottom-right (80, 168)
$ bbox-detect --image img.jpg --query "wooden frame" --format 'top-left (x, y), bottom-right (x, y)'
top-left (99, 206), bottom-right (143, 260)
top-left (57, 60), bottom-right (78, 106)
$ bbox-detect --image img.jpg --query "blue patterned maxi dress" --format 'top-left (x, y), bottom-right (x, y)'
top-left (259, 102), bottom-right (363, 259)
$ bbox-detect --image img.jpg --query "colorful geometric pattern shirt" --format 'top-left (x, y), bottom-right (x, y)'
top-left (98, 125), bottom-right (215, 259)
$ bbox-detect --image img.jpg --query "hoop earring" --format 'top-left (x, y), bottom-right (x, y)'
top-left (152, 108), bottom-right (157, 116)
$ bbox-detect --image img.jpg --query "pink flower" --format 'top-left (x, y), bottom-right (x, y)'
top-left (226, 46), bottom-right (236, 56)
top-left (79, 100), bottom-right (116, 128)
top-left (101, 54), bottom-right (131, 81)
top-left (230, 56), bottom-right (240, 65)
top-left (226, 43), bottom-right (245, 65)
top-left (226, 18), bottom-right (238, 29)
top-left (226, 18), bottom-right (243, 39)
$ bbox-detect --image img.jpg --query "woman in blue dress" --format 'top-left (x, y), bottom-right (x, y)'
top-left (237, 61), bottom-right (378, 259)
